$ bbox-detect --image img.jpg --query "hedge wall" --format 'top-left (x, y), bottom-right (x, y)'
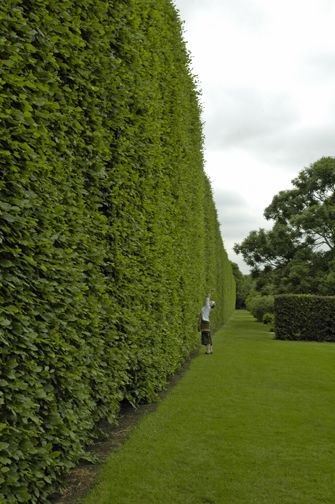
top-left (0, 1), bottom-right (235, 502)
top-left (274, 294), bottom-right (335, 341)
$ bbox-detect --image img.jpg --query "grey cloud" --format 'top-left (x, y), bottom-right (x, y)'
top-left (209, 188), bottom-right (271, 272)
top-left (217, 203), bottom-right (270, 274)
top-left (204, 86), bottom-right (335, 170)
top-left (211, 189), bottom-right (263, 241)
top-left (219, 211), bottom-right (262, 241)
top-left (175, 0), bottom-right (265, 28)
top-left (213, 189), bottom-right (248, 209)
top-left (174, 0), bottom-right (205, 16)
top-left (249, 125), bottom-right (335, 168)
top-left (305, 52), bottom-right (335, 80)
top-left (204, 88), bottom-right (299, 150)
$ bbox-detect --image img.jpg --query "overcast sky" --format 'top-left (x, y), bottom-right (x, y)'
top-left (174, 0), bottom-right (335, 273)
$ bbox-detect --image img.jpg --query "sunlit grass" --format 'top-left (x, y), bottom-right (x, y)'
top-left (82, 310), bottom-right (335, 504)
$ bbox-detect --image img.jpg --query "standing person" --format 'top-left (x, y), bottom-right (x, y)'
top-left (198, 293), bottom-right (216, 354)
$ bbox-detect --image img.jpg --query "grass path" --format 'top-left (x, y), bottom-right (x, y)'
top-left (82, 310), bottom-right (335, 504)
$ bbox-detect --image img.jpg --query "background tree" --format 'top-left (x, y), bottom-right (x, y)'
top-left (265, 157), bottom-right (335, 251)
top-left (234, 157), bottom-right (335, 298)
top-left (230, 261), bottom-right (252, 308)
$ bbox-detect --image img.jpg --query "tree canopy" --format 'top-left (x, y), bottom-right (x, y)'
top-left (234, 157), bottom-right (335, 295)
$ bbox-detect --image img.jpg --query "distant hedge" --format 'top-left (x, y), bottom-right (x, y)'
top-left (274, 294), bottom-right (335, 341)
top-left (246, 294), bottom-right (274, 323)
top-left (0, 1), bottom-right (235, 502)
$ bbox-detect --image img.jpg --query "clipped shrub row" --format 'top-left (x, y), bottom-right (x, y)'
top-left (274, 294), bottom-right (335, 341)
top-left (0, 1), bottom-right (235, 502)
top-left (246, 294), bottom-right (274, 323)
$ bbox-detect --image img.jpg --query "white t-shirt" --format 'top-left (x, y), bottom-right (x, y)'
top-left (201, 297), bottom-right (212, 322)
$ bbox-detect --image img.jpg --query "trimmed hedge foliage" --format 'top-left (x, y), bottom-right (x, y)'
top-left (0, 1), bottom-right (235, 502)
top-left (274, 294), bottom-right (335, 341)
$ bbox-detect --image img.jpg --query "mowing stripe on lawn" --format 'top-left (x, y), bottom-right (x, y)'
top-left (82, 310), bottom-right (335, 504)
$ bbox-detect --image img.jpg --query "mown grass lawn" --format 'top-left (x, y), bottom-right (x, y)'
top-left (82, 310), bottom-right (335, 504)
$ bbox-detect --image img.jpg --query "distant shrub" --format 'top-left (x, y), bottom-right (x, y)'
top-left (262, 312), bottom-right (274, 331)
top-left (246, 295), bottom-right (274, 322)
top-left (275, 294), bottom-right (335, 341)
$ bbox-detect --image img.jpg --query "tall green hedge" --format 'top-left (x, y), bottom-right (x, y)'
top-left (0, 1), bottom-right (235, 502)
top-left (274, 294), bottom-right (335, 341)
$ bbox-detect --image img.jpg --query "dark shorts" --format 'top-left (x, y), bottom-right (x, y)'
top-left (201, 331), bottom-right (212, 346)
top-left (200, 320), bottom-right (212, 345)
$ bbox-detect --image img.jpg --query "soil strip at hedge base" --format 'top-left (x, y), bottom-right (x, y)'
top-left (78, 311), bottom-right (335, 504)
